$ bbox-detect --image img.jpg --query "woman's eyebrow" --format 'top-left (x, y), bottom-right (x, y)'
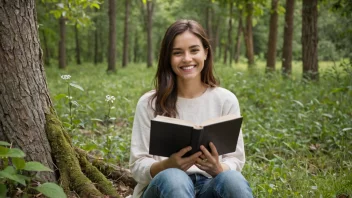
top-left (172, 45), bottom-right (200, 50)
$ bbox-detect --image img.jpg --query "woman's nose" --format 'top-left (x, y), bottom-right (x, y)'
top-left (183, 52), bottom-right (192, 62)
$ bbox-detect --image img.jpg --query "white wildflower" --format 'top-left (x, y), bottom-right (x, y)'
top-left (311, 186), bottom-right (318, 190)
top-left (61, 75), bottom-right (71, 80)
top-left (105, 95), bottom-right (115, 103)
top-left (66, 96), bottom-right (73, 100)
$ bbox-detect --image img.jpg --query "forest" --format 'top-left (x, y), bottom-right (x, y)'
top-left (0, 0), bottom-right (351, 197)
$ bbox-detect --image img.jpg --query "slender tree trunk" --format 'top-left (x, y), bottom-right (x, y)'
top-left (206, 0), bottom-right (214, 49)
top-left (74, 24), bottom-right (81, 65)
top-left (122, 0), bottom-right (130, 67)
top-left (41, 29), bottom-right (51, 66)
top-left (244, 2), bottom-right (255, 66)
top-left (228, 2), bottom-right (233, 65)
top-left (282, 0), bottom-right (295, 76)
top-left (94, 8), bottom-right (99, 65)
top-left (266, 0), bottom-right (279, 72)
top-left (146, 1), bottom-right (154, 67)
top-left (134, 31), bottom-right (139, 63)
top-left (107, 0), bottom-right (116, 73)
top-left (234, 11), bottom-right (243, 63)
top-left (214, 16), bottom-right (221, 59)
top-left (302, 0), bottom-right (319, 80)
top-left (59, 15), bottom-right (66, 69)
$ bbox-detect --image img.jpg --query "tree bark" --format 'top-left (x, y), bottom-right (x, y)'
top-left (59, 15), bottom-right (66, 69)
top-left (122, 0), bottom-right (130, 67)
top-left (302, 0), bottom-right (319, 80)
top-left (282, 0), bottom-right (295, 77)
top-left (134, 31), bottom-right (139, 63)
top-left (74, 24), bottom-right (81, 65)
top-left (0, 1), bottom-right (56, 182)
top-left (94, 8), bottom-right (99, 65)
top-left (227, 2), bottom-right (234, 65)
top-left (107, 0), bottom-right (117, 73)
top-left (234, 11), bottom-right (243, 63)
top-left (0, 1), bottom-right (123, 197)
top-left (146, 0), bottom-right (154, 67)
top-left (266, 0), bottom-right (279, 72)
top-left (244, 2), bottom-right (255, 66)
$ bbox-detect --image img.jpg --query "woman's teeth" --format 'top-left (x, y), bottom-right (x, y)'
top-left (181, 66), bottom-right (195, 70)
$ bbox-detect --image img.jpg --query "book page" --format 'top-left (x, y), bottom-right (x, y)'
top-left (201, 114), bottom-right (239, 126)
top-left (153, 115), bottom-right (195, 127)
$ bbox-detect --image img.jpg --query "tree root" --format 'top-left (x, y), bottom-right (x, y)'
top-left (75, 148), bottom-right (137, 188)
top-left (45, 109), bottom-right (119, 197)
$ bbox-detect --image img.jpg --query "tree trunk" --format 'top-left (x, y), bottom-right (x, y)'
top-left (134, 31), bottom-right (139, 63)
top-left (146, 0), bottom-right (154, 67)
top-left (266, 0), bottom-right (279, 72)
top-left (302, 0), bottom-right (319, 80)
top-left (41, 29), bottom-right (51, 66)
top-left (234, 11), bottom-right (243, 63)
top-left (122, 0), bottom-right (130, 67)
top-left (244, 2), bottom-right (255, 66)
top-left (59, 15), bottom-right (66, 69)
top-left (107, 0), bottom-right (117, 73)
top-left (94, 8), bottom-right (99, 65)
top-left (227, 2), bottom-right (233, 66)
top-left (74, 24), bottom-right (81, 65)
top-left (0, 1), bottom-right (123, 197)
top-left (282, 0), bottom-right (295, 77)
top-left (205, 0), bottom-right (214, 49)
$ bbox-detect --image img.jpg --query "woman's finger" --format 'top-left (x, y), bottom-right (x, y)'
top-left (209, 142), bottom-right (219, 157)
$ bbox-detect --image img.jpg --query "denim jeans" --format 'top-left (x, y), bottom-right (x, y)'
top-left (142, 168), bottom-right (253, 198)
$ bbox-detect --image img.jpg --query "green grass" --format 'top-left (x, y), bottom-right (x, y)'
top-left (45, 60), bottom-right (352, 197)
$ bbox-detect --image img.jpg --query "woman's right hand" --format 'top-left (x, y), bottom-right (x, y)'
top-left (166, 146), bottom-right (202, 171)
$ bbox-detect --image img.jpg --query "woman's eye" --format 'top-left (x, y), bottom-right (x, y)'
top-left (191, 49), bottom-right (199, 53)
top-left (173, 51), bottom-right (181, 55)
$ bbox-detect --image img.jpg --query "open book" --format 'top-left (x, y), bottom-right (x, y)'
top-left (149, 114), bottom-right (243, 157)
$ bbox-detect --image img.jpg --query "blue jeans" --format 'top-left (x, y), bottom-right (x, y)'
top-left (142, 168), bottom-right (253, 198)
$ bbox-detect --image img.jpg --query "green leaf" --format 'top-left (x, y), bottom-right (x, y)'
top-left (342, 128), bottom-right (352, 132)
top-left (0, 167), bottom-right (26, 185)
top-left (24, 162), bottom-right (53, 172)
top-left (69, 83), bottom-right (84, 91)
top-left (292, 100), bottom-right (304, 108)
top-left (90, 3), bottom-right (100, 9)
top-left (35, 183), bottom-right (67, 198)
top-left (0, 148), bottom-right (25, 158)
top-left (0, 184), bottom-right (7, 198)
top-left (12, 158), bottom-right (26, 170)
top-left (0, 141), bottom-right (11, 146)
top-left (54, 93), bottom-right (67, 100)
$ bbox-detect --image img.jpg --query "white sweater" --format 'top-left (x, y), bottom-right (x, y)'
top-left (129, 87), bottom-right (246, 198)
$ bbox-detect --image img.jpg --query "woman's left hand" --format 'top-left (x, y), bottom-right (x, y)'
top-left (195, 142), bottom-right (224, 177)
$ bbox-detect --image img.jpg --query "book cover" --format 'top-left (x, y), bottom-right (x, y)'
top-left (149, 114), bottom-right (243, 157)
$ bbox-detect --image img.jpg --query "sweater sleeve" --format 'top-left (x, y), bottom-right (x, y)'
top-left (221, 91), bottom-right (246, 172)
top-left (129, 94), bottom-right (156, 185)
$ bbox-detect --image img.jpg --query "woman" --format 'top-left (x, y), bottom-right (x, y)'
top-left (129, 19), bottom-right (253, 198)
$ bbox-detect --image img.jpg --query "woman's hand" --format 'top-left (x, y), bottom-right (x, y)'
top-left (195, 142), bottom-right (224, 177)
top-left (166, 146), bottom-right (202, 171)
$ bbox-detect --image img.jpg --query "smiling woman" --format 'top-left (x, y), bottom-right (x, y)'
top-left (129, 19), bottom-right (253, 198)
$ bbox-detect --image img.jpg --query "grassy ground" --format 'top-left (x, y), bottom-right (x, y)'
top-left (46, 60), bottom-right (352, 197)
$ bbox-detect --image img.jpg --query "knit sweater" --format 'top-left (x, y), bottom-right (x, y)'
top-left (129, 87), bottom-right (246, 198)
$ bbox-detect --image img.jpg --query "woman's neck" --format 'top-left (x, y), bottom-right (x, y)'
top-left (177, 79), bottom-right (207, 99)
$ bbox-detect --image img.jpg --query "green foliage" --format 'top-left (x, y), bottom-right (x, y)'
top-left (46, 60), bottom-right (351, 196)
top-left (0, 143), bottom-right (66, 197)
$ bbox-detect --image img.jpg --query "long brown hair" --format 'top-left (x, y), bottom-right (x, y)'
top-left (151, 19), bottom-right (218, 117)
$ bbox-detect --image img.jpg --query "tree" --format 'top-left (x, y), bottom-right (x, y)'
top-left (122, 0), bottom-right (131, 67)
top-left (234, 10), bottom-right (243, 63)
top-left (0, 1), bottom-right (133, 197)
top-left (266, 0), bottom-right (279, 72)
top-left (302, 0), bottom-right (319, 80)
top-left (282, 0), bottom-right (295, 76)
top-left (74, 23), bottom-right (82, 65)
top-left (107, 0), bottom-right (117, 72)
top-left (225, 1), bottom-right (234, 65)
top-left (146, 0), bottom-right (154, 67)
top-left (59, 15), bottom-right (66, 69)
top-left (244, 1), bottom-right (255, 66)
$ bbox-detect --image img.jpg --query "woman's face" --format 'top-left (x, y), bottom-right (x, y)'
top-left (170, 30), bottom-right (208, 83)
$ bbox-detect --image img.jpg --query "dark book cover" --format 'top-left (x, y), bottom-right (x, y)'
top-left (149, 115), bottom-right (243, 157)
